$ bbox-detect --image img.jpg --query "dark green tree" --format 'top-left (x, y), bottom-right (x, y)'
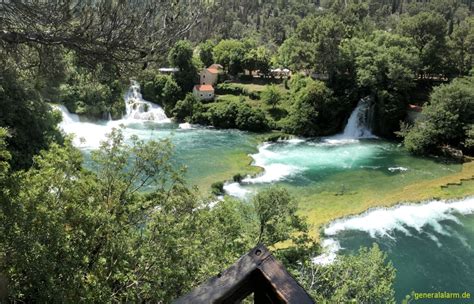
top-left (199, 40), bottom-right (216, 68)
top-left (0, 67), bottom-right (62, 170)
top-left (168, 40), bottom-right (198, 93)
top-left (398, 12), bottom-right (447, 77)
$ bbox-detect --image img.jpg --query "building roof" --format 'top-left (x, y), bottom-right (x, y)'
top-left (194, 84), bottom-right (214, 91)
top-left (209, 64), bottom-right (223, 70)
top-left (206, 68), bottom-right (220, 74)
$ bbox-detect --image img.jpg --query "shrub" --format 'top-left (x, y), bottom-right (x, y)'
top-left (215, 83), bottom-right (246, 95)
top-left (173, 93), bottom-right (202, 122)
top-left (208, 100), bottom-right (270, 132)
top-left (211, 181), bottom-right (225, 195)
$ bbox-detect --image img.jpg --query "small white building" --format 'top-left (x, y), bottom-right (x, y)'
top-left (193, 84), bottom-right (215, 101)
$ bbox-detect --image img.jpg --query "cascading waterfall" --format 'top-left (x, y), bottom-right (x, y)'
top-left (55, 104), bottom-right (80, 125)
top-left (340, 97), bottom-right (375, 139)
top-left (53, 80), bottom-right (171, 148)
top-left (124, 80), bottom-right (171, 122)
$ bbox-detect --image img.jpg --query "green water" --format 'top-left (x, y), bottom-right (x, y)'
top-left (325, 198), bottom-right (474, 303)
top-left (60, 113), bottom-right (472, 303)
top-left (78, 121), bottom-right (261, 190)
top-left (232, 139), bottom-right (461, 199)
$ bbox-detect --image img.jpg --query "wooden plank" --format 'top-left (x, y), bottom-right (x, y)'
top-left (173, 245), bottom-right (315, 304)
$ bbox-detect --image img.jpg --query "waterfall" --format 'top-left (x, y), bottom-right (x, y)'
top-left (124, 80), bottom-right (171, 122)
top-left (54, 105), bottom-right (80, 125)
top-left (341, 98), bottom-right (375, 139)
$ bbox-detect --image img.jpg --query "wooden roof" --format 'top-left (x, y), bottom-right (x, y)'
top-left (173, 244), bottom-right (315, 304)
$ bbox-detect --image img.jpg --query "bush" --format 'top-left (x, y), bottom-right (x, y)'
top-left (60, 74), bottom-right (125, 119)
top-left (211, 181), bottom-right (225, 195)
top-left (208, 100), bottom-right (270, 132)
top-left (137, 71), bottom-right (182, 116)
top-left (215, 83), bottom-right (246, 95)
top-left (173, 93), bottom-right (203, 122)
top-left (261, 84), bottom-right (281, 108)
top-left (284, 78), bottom-right (338, 137)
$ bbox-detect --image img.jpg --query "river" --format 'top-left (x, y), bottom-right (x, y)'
top-left (54, 83), bottom-right (474, 301)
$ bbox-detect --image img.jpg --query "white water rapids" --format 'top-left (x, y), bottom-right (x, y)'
top-left (313, 197), bottom-right (474, 265)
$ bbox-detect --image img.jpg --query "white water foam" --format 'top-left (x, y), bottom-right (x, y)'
top-left (179, 122), bottom-right (196, 130)
top-left (223, 182), bottom-right (251, 199)
top-left (339, 97), bottom-right (376, 139)
top-left (325, 198), bottom-right (474, 237)
top-left (311, 238), bottom-right (341, 265)
top-left (388, 166), bottom-right (409, 172)
top-left (313, 197), bottom-right (474, 264)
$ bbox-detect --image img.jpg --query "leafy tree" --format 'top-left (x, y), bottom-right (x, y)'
top-left (172, 93), bottom-right (204, 122)
top-left (261, 85), bottom-right (282, 109)
top-left (278, 14), bottom-right (347, 78)
top-left (252, 186), bottom-right (307, 245)
top-left (0, 128), bottom-right (255, 302)
top-left (447, 17), bottom-right (474, 77)
top-left (207, 99), bottom-right (269, 132)
top-left (284, 78), bottom-right (338, 137)
top-left (168, 40), bottom-right (198, 93)
top-left (199, 40), bottom-right (216, 67)
top-left (243, 46), bottom-right (271, 75)
top-left (295, 244), bottom-right (396, 303)
top-left (0, 1), bottom-right (201, 73)
top-left (398, 12), bottom-right (447, 77)
top-left (162, 77), bottom-right (182, 116)
top-left (403, 75), bottom-right (474, 155)
top-left (213, 39), bottom-right (246, 76)
top-left (277, 36), bottom-right (314, 72)
top-left (59, 62), bottom-right (125, 119)
top-left (0, 67), bottom-right (62, 170)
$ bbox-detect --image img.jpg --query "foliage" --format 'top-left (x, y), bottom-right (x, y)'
top-left (0, 1), bottom-right (201, 75)
top-left (168, 40), bottom-right (198, 93)
top-left (0, 67), bottom-right (62, 170)
top-left (340, 30), bottom-right (420, 136)
top-left (213, 40), bottom-right (247, 76)
top-left (284, 78), bottom-right (339, 137)
top-left (295, 244), bottom-right (396, 303)
top-left (277, 14), bottom-right (346, 77)
top-left (0, 128), bottom-right (253, 302)
top-left (199, 40), bottom-right (216, 67)
top-left (261, 84), bottom-right (282, 109)
top-left (252, 186), bottom-right (307, 245)
top-left (398, 12), bottom-right (447, 77)
top-left (243, 46), bottom-right (272, 75)
top-left (172, 93), bottom-right (204, 122)
top-left (207, 99), bottom-right (270, 132)
top-left (404, 76), bottom-right (474, 155)
top-left (210, 181), bottom-right (225, 196)
top-left (447, 17), bottom-right (474, 77)
top-left (60, 63), bottom-right (125, 119)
